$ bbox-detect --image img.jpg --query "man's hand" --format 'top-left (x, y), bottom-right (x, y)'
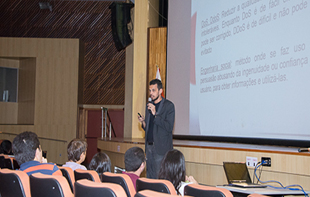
top-left (138, 114), bottom-right (146, 128)
top-left (138, 114), bottom-right (145, 122)
top-left (147, 103), bottom-right (156, 115)
top-left (41, 157), bottom-right (47, 163)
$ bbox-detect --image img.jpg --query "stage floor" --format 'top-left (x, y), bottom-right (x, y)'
top-left (98, 137), bottom-right (301, 154)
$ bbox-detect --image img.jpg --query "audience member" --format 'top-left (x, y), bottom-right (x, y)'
top-left (88, 152), bottom-right (111, 178)
top-left (158, 149), bottom-right (198, 196)
top-left (123, 147), bottom-right (146, 190)
top-left (63, 138), bottom-right (87, 171)
top-left (12, 131), bottom-right (62, 176)
top-left (0, 140), bottom-right (13, 155)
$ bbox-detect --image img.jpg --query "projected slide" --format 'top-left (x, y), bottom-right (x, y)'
top-left (187, 0), bottom-right (310, 140)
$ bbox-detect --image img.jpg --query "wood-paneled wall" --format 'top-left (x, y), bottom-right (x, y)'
top-left (0, 37), bottom-right (83, 164)
top-left (125, 0), bottom-right (161, 138)
top-left (18, 58), bottom-right (36, 124)
top-left (0, 57), bottom-right (36, 124)
top-left (0, 102), bottom-right (18, 124)
top-left (147, 27), bottom-right (167, 97)
top-left (98, 139), bottom-right (310, 190)
top-left (0, 0), bottom-right (125, 105)
top-left (0, 58), bottom-right (19, 124)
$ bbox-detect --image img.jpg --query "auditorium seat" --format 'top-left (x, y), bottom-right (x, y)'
top-left (134, 190), bottom-right (184, 197)
top-left (0, 154), bottom-right (19, 169)
top-left (75, 179), bottom-right (127, 197)
top-left (184, 184), bottom-right (233, 197)
top-left (101, 171), bottom-right (136, 197)
top-left (136, 178), bottom-right (177, 195)
top-left (29, 172), bottom-right (73, 197)
top-left (74, 169), bottom-right (101, 182)
top-left (0, 155), bottom-right (13, 169)
top-left (59, 166), bottom-right (75, 193)
top-left (0, 168), bottom-right (31, 197)
top-left (12, 157), bottom-right (20, 169)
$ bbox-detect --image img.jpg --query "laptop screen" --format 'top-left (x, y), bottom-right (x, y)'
top-left (223, 162), bottom-right (252, 184)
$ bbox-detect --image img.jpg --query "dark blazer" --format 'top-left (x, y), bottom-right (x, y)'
top-left (143, 97), bottom-right (175, 155)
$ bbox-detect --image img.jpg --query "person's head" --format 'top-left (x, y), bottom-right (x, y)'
top-left (158, 149), bottom-right (186, 194)
top-left (0, 140), bottom-right (13, 155)
top-left (88, 152), bottom-right (111, 174)
top-left (149, 79), bottom-right (163, 102)
top-left (12, 131), bottom-right (42, 166)
top-left (67, 139), bottom-right (87, 164)
top-left (124, 147), bottom-right (146, 175)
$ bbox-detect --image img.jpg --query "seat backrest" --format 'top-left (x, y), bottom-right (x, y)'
top-left (134, 190), bottom-right (184, 197)
top-left (136, 178), bottom-right (177, 195)
top-left (75, 179), bottom-right (127, 197)
top-left (74, 169), bottom-right (101, 182)
top-left (29, 173), bottom-right (74, 197)
top-left (248, 194), bottom-right (270, 197)
top-left (101, 171), bottom-right (136, 197)
top-left (12, 158), bottom-right (20, 169)
top-left (184, 184), bottom-right (233, 197)
top-left (0, 155), bottom-right (13, 169)
top-left (59, 167), bottom-right (75, 193)
top-left (0, 168), bottom-right (31, 197)
top-left (0, 154), bottom-right (20, 169)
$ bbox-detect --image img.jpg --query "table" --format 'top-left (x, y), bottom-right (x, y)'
top-left (217, 185), bottom-right (309, 197)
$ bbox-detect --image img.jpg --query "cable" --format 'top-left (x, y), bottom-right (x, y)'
top-left (254, 162), bottom-right (309, 197)
top-left (258, 163), bottom-right (263, 184)
top-left (253, 161), bottom-right (260, 184)
top-left (253, 161), bottom-right (263, 184)
top-left (254, 162), bottom-right (284, 187)
top-left (148, 0), bottom-right (167, 21)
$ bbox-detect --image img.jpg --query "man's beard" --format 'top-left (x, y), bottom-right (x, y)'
top-left (152, 95), bottom-right (159, 102)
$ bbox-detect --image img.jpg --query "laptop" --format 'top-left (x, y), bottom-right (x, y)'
top-left (223, 162), bottom-right (266, 188)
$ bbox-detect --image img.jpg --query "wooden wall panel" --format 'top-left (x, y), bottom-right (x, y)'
top-left (148, 0), bottom-right (160, 26)
top-left (0, 37), bottom-right (82, 164)
top-left (128, 0), bottom-right (162, 138)
top-left (129, 0), bottom-right (150, 138)
top-left (0, 0), bottom-right (125, 105)
top-left (18, 58), bottom-right (36, 124)
top-left (98, 140), bottom-right (310, 190)
top-left (147, 27), bottom-right (167, 97)
top-left (0, 102), bottom-right (18, 124)
top-left (0, 132), bottom-right (67, 165)
top-left (0, 58), bottom-right (19, 68)
top-left (0, 58), bottom-right (19, 124)
top-left (34, 57), bottom-right (79, 127)
top-left (176, 146), bottom-right (310, 187)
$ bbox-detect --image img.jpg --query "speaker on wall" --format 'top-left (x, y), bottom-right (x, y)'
top-left (109, 2), bottom-right (134, 51)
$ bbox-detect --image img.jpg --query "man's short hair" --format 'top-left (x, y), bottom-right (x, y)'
top-left (150, 79), bottom-right (163, 90)
top-left (12, 131), bottom-right (40, 166)
top-left (124, 147), bottom-right (145, 172)
top-left (67, 139), bottom-right (87, 162)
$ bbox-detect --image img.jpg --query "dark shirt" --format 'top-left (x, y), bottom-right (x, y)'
top-left (122, 171), bottom-right (139, 191)
top-left (147, 101), bottom-right (161, 143)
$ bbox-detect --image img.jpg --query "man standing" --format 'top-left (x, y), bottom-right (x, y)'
top-left (138, 79), bottom-right (175, 178)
